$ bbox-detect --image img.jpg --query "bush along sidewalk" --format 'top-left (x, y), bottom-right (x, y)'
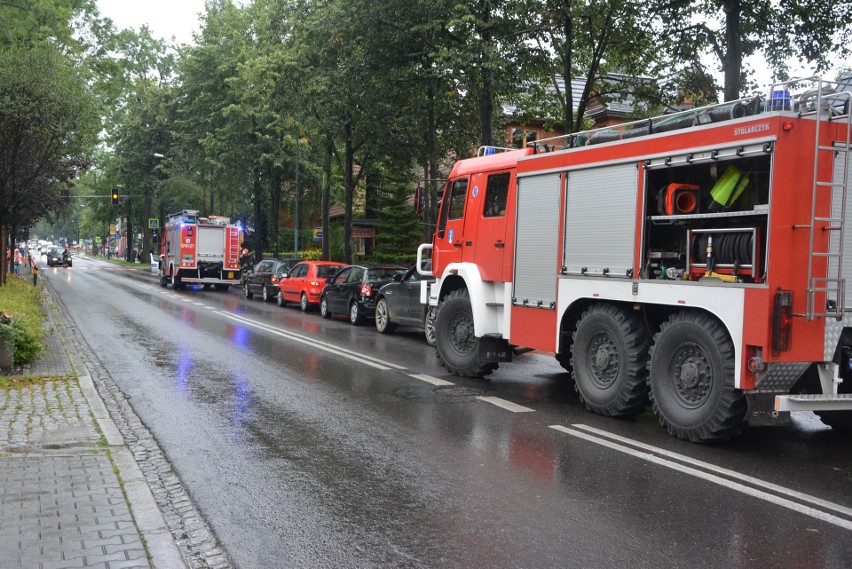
top-left (0, 277), bottom-right (45, 371)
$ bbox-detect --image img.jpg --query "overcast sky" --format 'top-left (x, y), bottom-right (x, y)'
top-left (96, 0), bottom-right (207, 45)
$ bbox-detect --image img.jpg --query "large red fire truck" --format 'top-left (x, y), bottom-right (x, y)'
top-left (418, 77), bottom-right (852, 442)
top-left (159, 209), bottom-right (242, 290)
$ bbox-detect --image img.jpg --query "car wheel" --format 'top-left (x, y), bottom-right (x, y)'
top-left (277, 290), bottom-right (286, 307)
top-left (424, 306), bottom-right (437, 346)
top-left (244, 283), bottom-right (253, 299)
top-left (262, 285), bottom-right (271, 302)
top-left (320, 296), bottom-right (331, 319)
top-left (375, 298), bottom-right (396, 334)
top-left (349, 301), bottom-right (365, 326)
top-left (300, 292), bottom-right (310, 312)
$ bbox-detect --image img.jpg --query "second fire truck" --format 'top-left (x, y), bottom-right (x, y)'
top-left (159, 210), bottom-right (243, 290)
top-left (419, 76), bottom-right (852, 442)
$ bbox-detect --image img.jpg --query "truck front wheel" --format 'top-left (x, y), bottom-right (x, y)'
top-left (648, 311), bottom-right (747, 442)
top-left (571, 304), bottom-right (650, 416)
top-left (434, 289), bottom-right (496, 378)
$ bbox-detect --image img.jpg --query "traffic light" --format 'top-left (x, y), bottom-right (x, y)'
top-left (111, 189), bottom-right (119, 204)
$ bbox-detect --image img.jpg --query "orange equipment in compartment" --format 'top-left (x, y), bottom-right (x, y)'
top-left (658, 183), bottom-right (701, 215)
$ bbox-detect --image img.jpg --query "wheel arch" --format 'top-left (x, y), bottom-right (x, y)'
top-left (436, 264), bottom-right (498, 337)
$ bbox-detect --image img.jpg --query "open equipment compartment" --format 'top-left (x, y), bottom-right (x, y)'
top-left (642, 144), bottom-right (772, 283)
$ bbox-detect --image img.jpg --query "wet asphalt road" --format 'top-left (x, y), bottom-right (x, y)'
top-left (43, 255), bottom-right (852, 568)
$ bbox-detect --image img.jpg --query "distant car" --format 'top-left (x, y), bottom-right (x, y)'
top-left (244, 258), bottom-right (305, 302)
top-left (277, 260), bottom-right (346, 311)
top-left (46, 247), bottom-right (71, 267)
top-left (374, 262), bottom-right (437, 345)
top-left (319, 264), bottom-right (406, 325)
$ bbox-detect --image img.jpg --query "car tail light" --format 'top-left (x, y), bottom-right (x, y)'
top-left (772, 289), bottom-right (793, 356)
top-left (271, 275), bottom-right (278, 284)
top-left (360, 283), bottom-right (372, 297)
top-left (310, 280), bottom-right (320, 287)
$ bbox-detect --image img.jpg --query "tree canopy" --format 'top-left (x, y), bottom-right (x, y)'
top-left (3, 0), bottom-right (849, 271)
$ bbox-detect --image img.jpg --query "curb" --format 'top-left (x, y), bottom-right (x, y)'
top-left (45, 277), bottom-right (189, 569)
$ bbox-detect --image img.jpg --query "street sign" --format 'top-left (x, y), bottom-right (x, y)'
top-left (313, 228), bottom-right (323, 242)
top-left (148, 218), bottom-right (159, 229)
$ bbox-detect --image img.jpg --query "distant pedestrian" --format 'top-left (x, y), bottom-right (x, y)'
top-left (13, 248), bottom-right (22, 276)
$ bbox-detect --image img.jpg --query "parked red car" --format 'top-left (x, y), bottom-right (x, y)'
top-left (277, 261), bottom-right (346, 311)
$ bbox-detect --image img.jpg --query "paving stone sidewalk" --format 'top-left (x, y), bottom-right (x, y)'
top-left (0, 269), bottom-right (187, 569)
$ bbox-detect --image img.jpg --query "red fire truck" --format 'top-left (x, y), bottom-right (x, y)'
top-left (418, 77), bottom-right (852, 442)
top-left (159, 209), bottom-right (242, 290)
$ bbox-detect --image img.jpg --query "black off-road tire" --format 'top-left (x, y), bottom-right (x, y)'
top-left (571, 304), bottom-right (650, 416)
top-left (434, 289), bottom-right (496, 378)
top-left (648, 311), bottom-right (747, 442)
top-left (319, 296), bottom-right (331, 319)
top-left (375, 298), bottom-right (396, 334)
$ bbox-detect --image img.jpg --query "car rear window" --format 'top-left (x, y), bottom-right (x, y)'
top-left (316, 265), bottom-right (339, 278)
top-left (367, 269), bottom-right (402, 282)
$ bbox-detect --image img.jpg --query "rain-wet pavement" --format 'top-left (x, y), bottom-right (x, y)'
top-left (38, 254), bottom-right (852, 568)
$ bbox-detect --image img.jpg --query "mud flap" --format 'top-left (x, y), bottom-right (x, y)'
top-left (479, 336), bottom-right (513, 363)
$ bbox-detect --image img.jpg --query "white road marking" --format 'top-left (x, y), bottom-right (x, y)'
top-left (204, 306), bottom-right (217, 310)
top-left (571, 424), bottom-right (852, 518)
top-left (476, 396), bottom-right (534, 413)
top-left (222, 313), bottom-right (395, 371)
top-left (550, 424), bottom-right (852, 531)
top-left (409, 373), bottom-right (454, 386)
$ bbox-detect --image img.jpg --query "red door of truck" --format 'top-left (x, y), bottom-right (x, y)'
top-left (432, 177), bottom-right (469, 272)
top-left (473, 171), bottom-right (512, 282)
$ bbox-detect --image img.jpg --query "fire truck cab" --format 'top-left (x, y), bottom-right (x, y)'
top-left (419, 77), bottom-right (852, 442)
top-left (159, 210), bottom-right (242, 290)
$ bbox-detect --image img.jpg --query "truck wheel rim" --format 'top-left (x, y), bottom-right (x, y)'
top-left (588, 332), bottom-right (619, 389)
top-left (668, 343), bottom-right (712, 408)
top-left (448, 313), bottom-right (475, 355)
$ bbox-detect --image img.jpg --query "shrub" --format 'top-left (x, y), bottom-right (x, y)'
top-left (0, 278), bottom-right (44, 364)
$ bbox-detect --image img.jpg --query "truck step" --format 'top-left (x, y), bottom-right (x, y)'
top-left (774, 393), bottom-right (852, 412)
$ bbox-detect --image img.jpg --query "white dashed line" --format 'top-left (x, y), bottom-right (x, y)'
top-left (476, 396), bottom-right (534, 413)
top-left (408, 373), bottom-right (454, 386)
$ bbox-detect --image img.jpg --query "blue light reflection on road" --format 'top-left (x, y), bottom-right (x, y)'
top-left (175, 345), bottom-right (193, 397)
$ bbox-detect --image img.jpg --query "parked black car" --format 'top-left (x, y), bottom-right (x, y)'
top-left (374, 262), bottom-right (437, 345)
top-left (319, 264), bottom-right (406, 325)
top-left (46, 247), bottom-right (71, 267)
top-left (244, 258), bottom-right (304, 301)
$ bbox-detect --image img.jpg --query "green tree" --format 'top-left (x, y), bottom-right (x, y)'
top-left (0, 43), bottom-right (98, 283)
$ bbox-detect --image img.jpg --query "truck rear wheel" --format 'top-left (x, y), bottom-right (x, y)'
top-left (171, 270), bottom-right (183, 290)
top-left (571, 304), bottom-right (650, 416)
top-left (648, 311), bottom-right (746, 442)
top-left (434, 289), bottom-right (496, 378)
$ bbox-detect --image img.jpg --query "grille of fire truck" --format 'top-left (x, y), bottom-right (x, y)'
top-left (788, 77), bottom-right (852, 320)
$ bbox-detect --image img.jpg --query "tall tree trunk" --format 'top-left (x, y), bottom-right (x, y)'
top-left (427, 84), bottom-right (438, 243)
top-left (1, 224), bottom-right (7, 286)
top-left (344, 116), bottom-right (353, 264)
top-left (142, 186), bottom-right (152, 264)
top-left (322, 133), bottom-right (333, 261)
top-left (270, 169), bottom-right (281, 258)
top-left (723, 0), bottom-right (742, 102)
top-left (252, 166), bottom-right (263, 263)
top-left (562, 13), bottom-right (575, 133)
